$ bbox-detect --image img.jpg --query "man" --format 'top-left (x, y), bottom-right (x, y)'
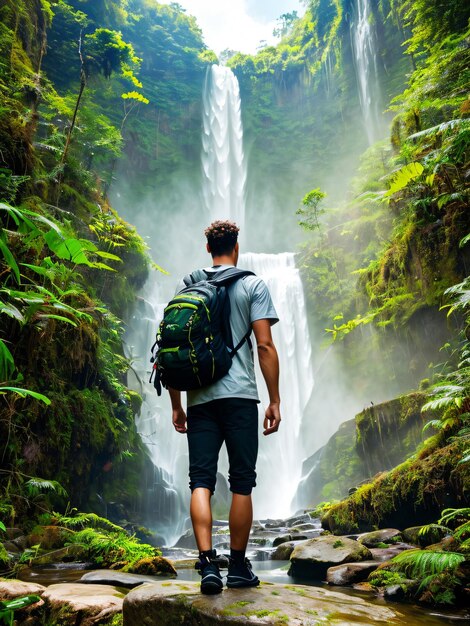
top-left (169, 220), bottom-right (281, 594)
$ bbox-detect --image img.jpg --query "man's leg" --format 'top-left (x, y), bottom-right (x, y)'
top-left (187, 401), bottom-right (224, 594)
top-left (223, 399), bottom-right (260, 588)
top-left (229, 493), bottom-right (252, 550)
top-left (190, 487), bottom-right (212, 551)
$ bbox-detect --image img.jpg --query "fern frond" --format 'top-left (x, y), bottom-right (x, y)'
top-left (389, 549), bottom-right (465, 578)
top-left (25, 478), bottom-right (68, 498)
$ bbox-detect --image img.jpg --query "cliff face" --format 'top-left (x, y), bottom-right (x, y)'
top-left (297, 392), bottom-right (432, 508)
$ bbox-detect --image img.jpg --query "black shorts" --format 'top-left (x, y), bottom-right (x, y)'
top-left (186, 398), bottom-right (259, 496)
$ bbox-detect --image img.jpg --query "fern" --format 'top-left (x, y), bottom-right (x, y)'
top-left (389, 549), bottom-right (465, 579)
top-left (25, 478), bottom-right (68, 498)
top-left (57, 512), bottom-right (124, 533)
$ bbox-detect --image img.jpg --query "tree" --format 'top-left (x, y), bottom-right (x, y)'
top-left (273, 12), bottom-right (298, 39)
top-left (58, 28), bottom-right (143, 182)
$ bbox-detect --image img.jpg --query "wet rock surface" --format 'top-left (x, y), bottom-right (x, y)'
top-left (326, 561), bottom-right (379, 585)
top-left (123, 579), bottom-right (406, 625)
top-left (79, 569), bottom-right (160, 588)
top-left (289, 535), bottom-right (372, 578)
top-left (42, 582), bottom-right (124, 625)
top-left (358, 529), bottom-right (402, 547)
top-left (0, 578), bottom-right (46, 599)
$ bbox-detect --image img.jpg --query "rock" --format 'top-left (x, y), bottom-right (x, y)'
top-left (42, 583), bottom-right (124, 626)
top-left (289, 536), bottom-right (372, 579)
top-left (384, 584), bottom-right (407, 601)
top-left (272, 540), bottom-right (307, 560)
top-left (128, 556), bottom-right (177, 576)
top-left (264, 519), bottom-right (285, 529)
top-left (326, 561), bottom-right (379, 585)
top-left (358, 529), bottom-right (402, 547)
top-left (12, 535), bottom-right (28, 550)
top-left (174, 528), bottom-right (197, 549)
top-left (0, 578), bottom-right (46, 599)
top-left (369, 543), bottom-right (415, 562)
top-left (2, 540), bottom-right (20, 554)
top-left (123, 580), bottom-right (406, 625)
top-left (402, 525), bottom-right (449, 547)
top-left (273, 534), bottom-right (292, 547)
top-left (79, 570), bottom-right (159, 588)
top-left (286, 513), bottom-right (312, 527)
top-left (26, 525), bottom-right (72, 550)
top-left (290, 523), bottom-right (318, 533)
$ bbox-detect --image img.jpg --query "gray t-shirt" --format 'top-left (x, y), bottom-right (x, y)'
top-left (181, 264), bottom-right (278, 407)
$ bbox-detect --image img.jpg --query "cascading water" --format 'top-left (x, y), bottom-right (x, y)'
top-left (127, 64), bottom-right (315, 543)
top-left (350, 0), bottom-right (382, 144)
top-left (202, 66), bottom-right (246, 233)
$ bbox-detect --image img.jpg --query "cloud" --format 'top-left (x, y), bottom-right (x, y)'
top-left (160, 0), bottom-right (302, 54)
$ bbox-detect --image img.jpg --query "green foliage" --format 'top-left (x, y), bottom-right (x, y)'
top-left (56, 511), bottom-right (124, 532)
top-left (0, 595), bottom-right (41, 626)
top-left (368, 569), bottom-right (407, 588)
top-left (65, 525), bottom-right (159, 568)
top-left (389, 549), bottom-right (465, 583)
top-left (384, 162), bottom-right (424, 197)
top-left (296, 188), bottom-right (326, 231)
top-left (24, 478), bottom-right (68, 499)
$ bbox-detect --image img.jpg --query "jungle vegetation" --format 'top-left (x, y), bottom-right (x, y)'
top-left (0, 0), bottom-right (468, 604)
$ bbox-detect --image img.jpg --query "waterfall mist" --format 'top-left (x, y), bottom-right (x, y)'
top-left (350, 0), bottom-right (384, 145)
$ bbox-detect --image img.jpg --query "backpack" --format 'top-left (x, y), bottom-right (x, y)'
top-left (150, 267), bottom-right (255, 395)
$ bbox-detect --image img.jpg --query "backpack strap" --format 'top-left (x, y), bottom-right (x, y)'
top-left (208, 267), bottom-right (255, 286)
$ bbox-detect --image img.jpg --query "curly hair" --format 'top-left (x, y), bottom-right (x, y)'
top-left (204, 220), bottom-right (239, 256)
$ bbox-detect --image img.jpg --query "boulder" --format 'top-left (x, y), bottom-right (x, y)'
top-left (286, 513), bottom-right (313, 527)
top-left (358, 529), bottom-right (402, 547)
top-left (42, 583), bottom-right (124, 626)
top-left (369, 543), bottom-right (415, 562)
top-left (402, 525), bottom-right (449, 547)
top-left (128, 556), bottom-right (177, 576)
top-left (326, 561), bottom-right (379, 585)
top-left (174, 528), bottom-right (197, 549)
top-left (273, 534), bottom-right (292, 547)
top-left (123, 580), bottom-right (405, 625)
top-left (2, 541), bottom-right (20, 554)
top-left (272, 540), bottom-right (307, 560)
top-left (290, 523), bottom-right (318, 533)
top-left (79, 570), bottom-right (158, 588)
top-left (0, 578), bottom-right (46, 599)
top-left (289, 536), bottom-right (372, 579)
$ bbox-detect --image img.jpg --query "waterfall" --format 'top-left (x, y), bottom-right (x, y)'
top-left (202, 65), bottom-right (247, 232)
top-left (128, 65), bottom-right (315, 543)
top-left (350, 0), bottom-right (382, 144)
top-left (239, 252), bottom-right (314, 517)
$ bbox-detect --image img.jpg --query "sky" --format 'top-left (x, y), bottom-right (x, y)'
top-left (159, 0), bottom-right (306, 54)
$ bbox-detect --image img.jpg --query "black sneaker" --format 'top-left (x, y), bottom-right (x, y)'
top-left (195, 552), bottom-right (223, 595)
top-left (226, 557), bottom-right (260, 588)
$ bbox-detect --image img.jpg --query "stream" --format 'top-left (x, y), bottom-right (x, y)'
top-left (19, 559), bottom-right (469, 625)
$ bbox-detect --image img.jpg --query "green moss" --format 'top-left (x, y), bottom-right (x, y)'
top-left (322, 441), bottom-right (469, 534)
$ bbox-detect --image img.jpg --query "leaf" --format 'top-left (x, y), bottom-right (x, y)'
top-left (36, 313), bottom-right (78, 327)
top-left (0, 238), bottom-right (21, 283)
top-left (0, 301), bottom-right (24, 322)
top-left (94, 250), bottom-right (121, 262)
top-left (385, 162), bottom-right (424, 197)
top-left (0, 340), bottom-right (15, 380)
top-left (0, 387), bottom-right (51, 404)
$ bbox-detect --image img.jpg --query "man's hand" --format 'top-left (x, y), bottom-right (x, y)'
top-left (172, 407), bottom-right (187, 433)
top-left (263, 401), bottom-right (281, 436)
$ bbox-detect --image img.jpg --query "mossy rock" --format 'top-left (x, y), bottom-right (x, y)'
top-left (128, 556), bottom-right (177, 577)
top-left (26, 525), bottom-right (73, 550)
top-left (322, 441), bottom-right (469, 534)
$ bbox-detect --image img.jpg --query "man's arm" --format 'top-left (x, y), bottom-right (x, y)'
top-left (252, 318), bottom-right (281, 436)
top-left (169, 387), bottom-right (187, 433)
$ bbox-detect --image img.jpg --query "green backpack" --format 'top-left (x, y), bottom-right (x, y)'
top-left (150, 267), bottom-right (254, 395)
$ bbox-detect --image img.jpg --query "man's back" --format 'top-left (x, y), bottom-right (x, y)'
top-left (187, 264), bottom-right (278, 407)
